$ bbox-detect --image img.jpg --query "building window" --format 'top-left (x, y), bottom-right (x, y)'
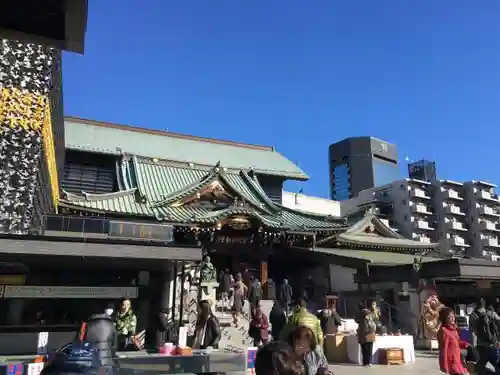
top-left (333, 163), bottom-right (351, 201)
top-left (62, 151), bottom-right (118, 195)
top-left (402, 200), bottom-right (407, 205)
top-left (373, 159), bottom-right (400, 187)
top-left (404, 215), bottom-right (409, 221)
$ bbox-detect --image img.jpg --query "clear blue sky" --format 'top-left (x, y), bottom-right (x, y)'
top-left (63, 1), bottom-right (500, 198)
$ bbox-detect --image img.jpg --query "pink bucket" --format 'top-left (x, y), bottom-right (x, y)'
top-left (159, 343), bottom-right (174, 355)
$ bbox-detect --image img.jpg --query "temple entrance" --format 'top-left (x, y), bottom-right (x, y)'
top-left (208, 243), bottom-right (331, 301)
top-left (208, 247), bottom-right (261, 281)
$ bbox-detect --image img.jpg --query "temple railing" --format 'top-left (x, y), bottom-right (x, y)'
top-left (41, 214), bottom-right (175, 244)
top-left (41, 214), bottom-right (110, 238)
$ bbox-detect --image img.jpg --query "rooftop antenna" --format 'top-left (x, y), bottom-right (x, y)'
top-left (295, 188), bottom-right (303, 204)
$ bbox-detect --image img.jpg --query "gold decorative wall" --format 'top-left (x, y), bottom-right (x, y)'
top-left (42, 101), bottom-right (60, 206)
top-left (0, 39), bottom-right (58, 233)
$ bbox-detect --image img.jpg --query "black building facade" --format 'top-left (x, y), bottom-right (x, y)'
top-left (408, 159), bottom-right (437, 182)
top-left (0, 40), bottom-right (63, 233)
top-left (0, 0), bottom-right (86, 234)
top-left (329, 136), bottom-right (400, 200)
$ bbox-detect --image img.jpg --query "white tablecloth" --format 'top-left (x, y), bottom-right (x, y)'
top-left (346, 335), bottom-right (416, 365)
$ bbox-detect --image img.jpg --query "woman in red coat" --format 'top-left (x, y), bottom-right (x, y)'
top-left (249, 302), bottom-right (270, 347)
top-left (438, 307), bottom-right (468, 375)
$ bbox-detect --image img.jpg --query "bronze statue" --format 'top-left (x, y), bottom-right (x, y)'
top-left (370, 300), bottom-right (381, 324)
top-left (370, 300), bottom-right (383, 333)
top-left (199, 255), bottom-right (217, 283)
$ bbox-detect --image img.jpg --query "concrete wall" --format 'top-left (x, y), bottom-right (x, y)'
top-left (281, 191), bottom-right (342, 217)
top-left (329, 265), bottom-right (357, 292)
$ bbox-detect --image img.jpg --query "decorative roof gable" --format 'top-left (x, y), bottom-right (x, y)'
top-left (316, 213), bottom-right (438, 250)
top-left (60, 157), bottom-right (344, 231)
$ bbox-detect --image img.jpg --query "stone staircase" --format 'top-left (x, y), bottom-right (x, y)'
top-left (216, 306), bottom-right (253, 352)
top-left (217, 299), bottom-right (275, 352)
top-left (180, 278), bottom-right (276, 352)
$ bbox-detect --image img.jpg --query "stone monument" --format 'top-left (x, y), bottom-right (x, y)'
top-left (198, 255), bottom-right (219, 312)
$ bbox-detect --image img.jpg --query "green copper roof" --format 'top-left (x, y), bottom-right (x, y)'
top-left (65, 118), bottom-right (308, 180)
top-left (313, 248), bottom-right (438, 265)
top-left (60, 157), bottom-right (343, 231)
top-left (62, 189), bottom-right (153, 216)
top-left (59, 159), bottom-right (439, 252)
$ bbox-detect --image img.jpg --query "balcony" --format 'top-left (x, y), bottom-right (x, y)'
top-left (478, 206), bottom-right (500, 217)
top-left (476, 190), bottom-right (500, 203)
top-left (410, 188), bottom-right (431, 200)
top-left (449, 236), bottom-right (469, 247)
top-left (379, 219), bottom-right (398, 231)
top-left (411, 204), bottom-right (432, 215)
top-left (412, 234), bottom-right (432, 243)
top-left (443, 189), bottom-right (463, 201)
top-left (446, 221), bottom-right (467, 231)
top-left (412, 220), bottom-right (434, 230)
top-left (479, 221), bottom-right (500, 232)
top-left (482, 238), bottom-right (500, 248)
top-left (444, 205), bottom-right (465, 216)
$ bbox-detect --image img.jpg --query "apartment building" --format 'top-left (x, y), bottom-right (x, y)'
top-left (388, 179), bottom-right (436, 244)
top-left (431, 180), bottom-right (470, 254)
top-left (462, 181), bottom-right (500, 256)
top-left (341, 179), bottom-right (436, 244)
top-left (343, 179), bottom-right (500, 257)
top-left (281, 190), bottom-right (398, 230)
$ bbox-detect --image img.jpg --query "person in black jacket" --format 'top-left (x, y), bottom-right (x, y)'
top-left (270, 300), bottom-right (287, 340)
top-left (318, 299), bottom-right (342, 335)
top-left (80, 312), bottom-right (118, 367)
top-left (192, 300), bottom-right (221, 349)
top-left (155, 308), bottom-right (177, 349)
top-left (249, 278), bottom-right (263, 308)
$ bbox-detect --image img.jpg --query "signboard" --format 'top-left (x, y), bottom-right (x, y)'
top-left (3, 286), bottom-right (138, 299)
top-left (109, 221), bottom-right (173, 242)
top-left (27, 363), bottom-right (43, 375)
top-left (7, 364), bottom-right (24, 375)
top-left (37, 332), bottom-right (48, 354)
top-left (247, 347), bottom-right (258, 369)
top-left (0, 275), bottom-right (26, 285)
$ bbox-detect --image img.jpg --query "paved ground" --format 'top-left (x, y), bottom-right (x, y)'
top-left (328, 353), bottom-right (441, 375)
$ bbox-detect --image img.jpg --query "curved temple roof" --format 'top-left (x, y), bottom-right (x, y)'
top-left (60, 157), bottom-right (343, 232)
top-left (59, 155), bottom-right (438, 250)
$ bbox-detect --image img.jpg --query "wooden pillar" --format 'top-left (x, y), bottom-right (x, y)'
top-left (260, 260), bottom-right (268, 286)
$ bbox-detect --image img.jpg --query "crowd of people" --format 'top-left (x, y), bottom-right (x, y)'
top-left (437, 297), bottom-right (500, 375)
top-left (253, 298), bottom-right (335, 375)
